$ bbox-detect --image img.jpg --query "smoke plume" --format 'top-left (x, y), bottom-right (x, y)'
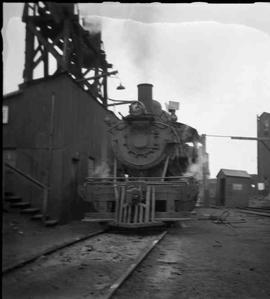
top-left (82, 15), bottom-right (102, 34)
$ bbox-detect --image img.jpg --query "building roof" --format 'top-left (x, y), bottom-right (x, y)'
top-left (259, 112), bottom-right (270, 118)
top-left (217, 169), bottom-right (251, 178)
top-left (3, 89), bottom-right (23, 99)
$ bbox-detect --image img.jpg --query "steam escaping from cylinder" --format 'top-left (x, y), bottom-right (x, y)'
top-left (92, 162), bottom-right (110, 178)
top-left (184, 145), bottom-right (207, 180)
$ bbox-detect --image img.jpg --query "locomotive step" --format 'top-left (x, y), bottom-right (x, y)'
top-left (10, 202), bottom-right (31, 208)
top-left (5, 195), bottom-right (22, 203)
top-left (20, 208), bottom-right (40, 214)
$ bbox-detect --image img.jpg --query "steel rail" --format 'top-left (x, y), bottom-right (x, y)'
top-left (237, 208), bottom-right (270, 217)
top-left (104, 230), bottom-right (168, 299)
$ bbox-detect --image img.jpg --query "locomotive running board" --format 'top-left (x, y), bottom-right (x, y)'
top-left (155, 218), bottom-right (192, 221)
top-left (82, 212), bottom-right (114, 222)
top-left (82, 218), bottom-right (114, 222)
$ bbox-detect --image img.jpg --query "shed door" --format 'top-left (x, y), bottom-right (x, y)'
top-left (220, 178), bottom-right (225, 206)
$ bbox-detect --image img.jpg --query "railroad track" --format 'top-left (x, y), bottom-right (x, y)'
top-left (2, 229), bottom-right (167, 299)
top-left (237, 207), bottom-right (270, 217)
top-left (2, 228), bottom-right (107, 274)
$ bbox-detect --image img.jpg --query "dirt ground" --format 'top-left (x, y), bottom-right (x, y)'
top-left (2, 232), bottom-right (158, 299)
top-left (2, 210), bottom-right (102, 271)
top-left (2, 208), bottom-right (270, 299)
top-left (113, 208), bottom-right (270, 299)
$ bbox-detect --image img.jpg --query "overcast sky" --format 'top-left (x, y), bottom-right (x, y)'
top-left (3, 3), bottom-right (270, 178)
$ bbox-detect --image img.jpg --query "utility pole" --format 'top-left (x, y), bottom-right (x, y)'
top-left (201, 134), bottom-right (209, 207)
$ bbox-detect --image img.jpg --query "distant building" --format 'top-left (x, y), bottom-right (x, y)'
top-left (3, 73), bottom-right (118, 223)
top-left (208, 178), bottom-right (217, 206)
top-left (216, 169), bottom-right (251, 208)
top-left (257, 112), bottom-right (270, 193)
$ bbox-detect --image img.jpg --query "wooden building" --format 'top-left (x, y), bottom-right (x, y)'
top-left (3, 72), bottom-right (118, 223)
top-left (216, 169), bottom-right (251, 208)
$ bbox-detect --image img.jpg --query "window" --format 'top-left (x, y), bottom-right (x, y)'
top-left (232, 183), bottom-right (243, 191)
top-left (258, 183), bottom-right (265, 191)
top-left (3, 149), bottom-right (16, 167)
top-left (3, 106), bottom-right (9, 124)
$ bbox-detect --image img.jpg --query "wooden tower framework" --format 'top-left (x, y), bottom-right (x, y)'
top-left (22, 2), bottom-right (114, 106)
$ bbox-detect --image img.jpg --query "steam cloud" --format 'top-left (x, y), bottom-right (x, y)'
top-left (184, 146), bottom-right (207, 180)
top-left (92, 162), bottom-right (110, 178)
top-left (82, 16), bottom-right (102, 34)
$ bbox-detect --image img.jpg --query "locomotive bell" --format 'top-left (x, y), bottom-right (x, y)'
top-left (129, 101), bottom-right (146, 116)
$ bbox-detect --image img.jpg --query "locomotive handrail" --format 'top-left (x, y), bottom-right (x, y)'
top-left (85, 176), bottom-right (194, 181)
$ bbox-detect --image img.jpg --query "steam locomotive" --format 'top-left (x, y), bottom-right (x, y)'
top-left (80, 84), bottom-right (201, 228)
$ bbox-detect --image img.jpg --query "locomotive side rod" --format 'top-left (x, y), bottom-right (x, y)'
top-left (104, 230), bottom-right (168, 299)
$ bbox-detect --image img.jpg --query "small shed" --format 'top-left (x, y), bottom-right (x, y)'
top-left (216, 169), bottom-right (251, 208)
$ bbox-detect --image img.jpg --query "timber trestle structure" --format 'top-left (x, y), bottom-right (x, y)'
top-left (22, 2), bottom-right (115, 106)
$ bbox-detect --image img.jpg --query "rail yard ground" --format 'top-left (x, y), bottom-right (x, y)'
top-left (2, 207), bottom-right (270, 299)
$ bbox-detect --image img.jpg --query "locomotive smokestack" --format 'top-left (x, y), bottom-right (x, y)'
top-left (137, 83), bottom-right (153, 113)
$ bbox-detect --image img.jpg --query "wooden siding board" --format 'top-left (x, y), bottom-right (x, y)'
top-left (216, 175), bottom-right (251, 208)
top-left (258, 113), bottom-right (270, 180)
top-left (225, 177), bottom-right (250, 208)
top-left (3, 74), bottom-right (118, 222)
top-left (52, 75), bottom-right (117, 221)
top-left (3, 87), bottom-right (51, 149)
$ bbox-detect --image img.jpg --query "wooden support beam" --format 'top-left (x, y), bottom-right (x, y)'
top-left (33, 43), bottom-right (42, 58)
top-left (28, 22), bottom-right (63, 67)
top-left (23, 23), bottom-right (35, 82)
top-left (22, 2), bottom-right (110, 105)
top-left (44, 51), bottom-right (49, 77)
top-left (62, 19), bottom-right (70, 70)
